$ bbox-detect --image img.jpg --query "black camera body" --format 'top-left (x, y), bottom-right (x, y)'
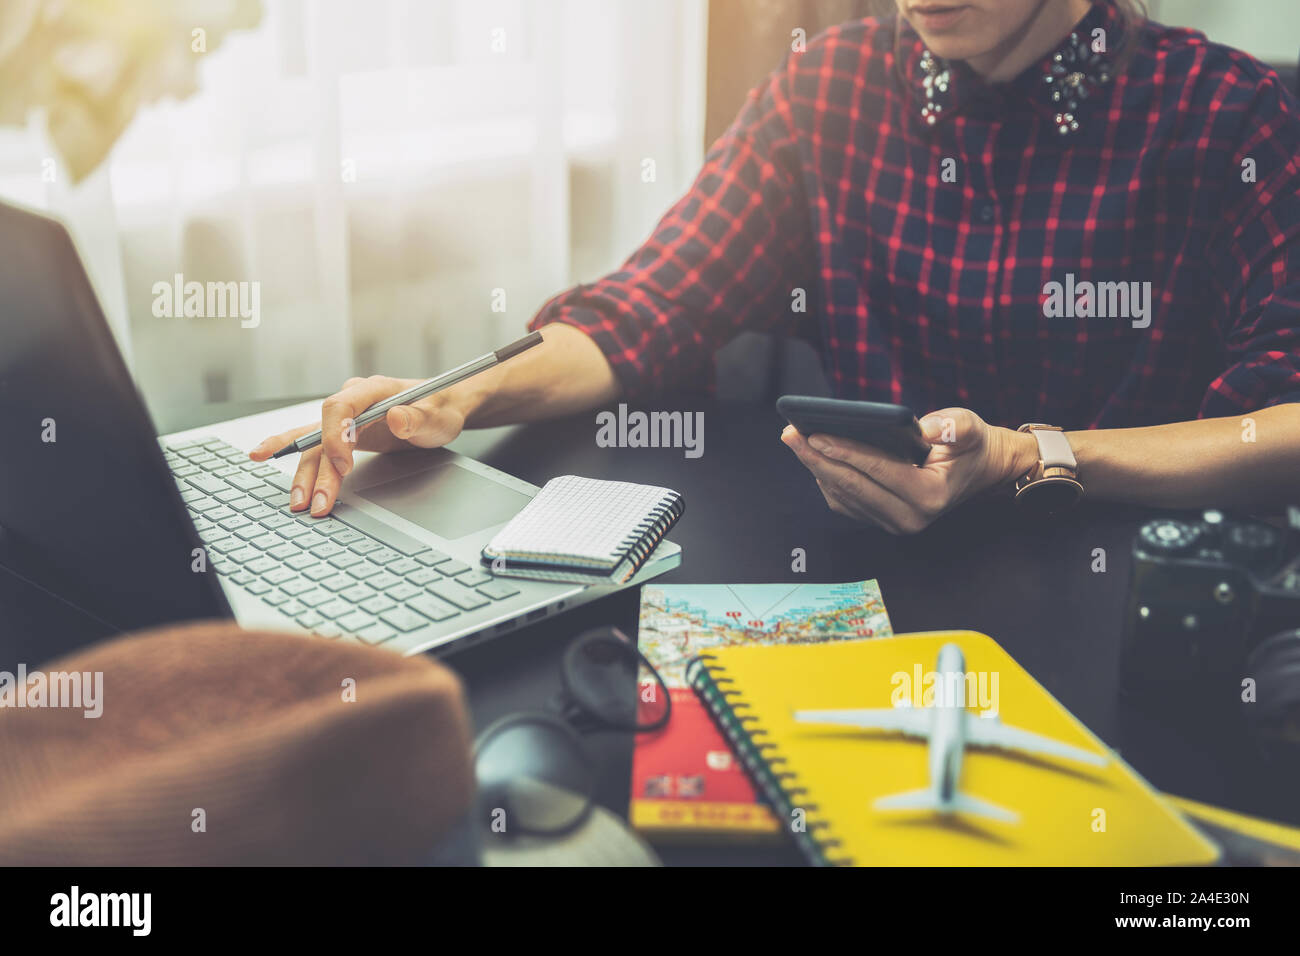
top-left (1122, 509), bottom-right (1300, 700)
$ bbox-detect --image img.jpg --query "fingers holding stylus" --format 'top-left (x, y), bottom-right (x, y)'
top-left (249, 422), bottom-right (318, 463)
top-left (248, 334), bottom-right (539, 499)
top-left (384, 397), bottom-right (465, 448)
top-left (318, 375), bottom-right (406, 477)
top-left (249, 429), bottom-right (327, 513)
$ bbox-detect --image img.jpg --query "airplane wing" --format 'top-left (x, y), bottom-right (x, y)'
top-left (792, 707), bottom-right (933, 738)
top-left (963, 713), bottom-right (1108, 767)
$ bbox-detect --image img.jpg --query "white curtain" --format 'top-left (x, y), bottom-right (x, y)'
top-left (0, 0), bottom-right (707, 418)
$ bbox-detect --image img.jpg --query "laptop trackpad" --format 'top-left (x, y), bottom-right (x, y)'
top-left (354, 461), bottom-right (531, 540)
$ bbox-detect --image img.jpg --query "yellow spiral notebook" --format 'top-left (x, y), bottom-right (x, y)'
top-left (686, 631), bottom-right (1220, 866)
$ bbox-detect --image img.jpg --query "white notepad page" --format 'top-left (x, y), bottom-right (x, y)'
top-left (487, 476), bottom-right (678, 568)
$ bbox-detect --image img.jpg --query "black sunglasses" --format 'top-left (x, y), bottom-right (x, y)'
top-left (474, 626), bottom-right (671, 836)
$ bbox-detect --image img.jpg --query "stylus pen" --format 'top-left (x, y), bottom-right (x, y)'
top-left (270, 330), bottom-right (544, 459)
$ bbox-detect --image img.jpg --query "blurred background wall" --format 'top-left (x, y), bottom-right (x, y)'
top-left (1148, 0), bottom-right (1300, 66)
top-left (0, 0), bottom-right (708, 423)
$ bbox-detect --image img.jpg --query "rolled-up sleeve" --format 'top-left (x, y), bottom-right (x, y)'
top-left (530, 56), bottom-right (817, 398)
top-left (1201, 76), bottom-right (1300, 416)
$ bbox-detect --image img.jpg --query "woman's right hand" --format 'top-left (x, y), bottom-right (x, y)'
top-left (248, 375), bottom-right (467, 517)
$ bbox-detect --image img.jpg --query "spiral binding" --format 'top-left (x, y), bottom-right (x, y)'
top-left (612, 491), bottom-right (685, 576)
top-left (685, 654), bottom-right (854, 866)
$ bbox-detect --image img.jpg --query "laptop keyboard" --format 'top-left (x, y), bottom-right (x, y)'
top-left (164, 436), bottom-right (521, 645)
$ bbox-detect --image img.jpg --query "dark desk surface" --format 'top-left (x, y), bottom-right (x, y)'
top-left (444, 400), bottom-right (1300, 865)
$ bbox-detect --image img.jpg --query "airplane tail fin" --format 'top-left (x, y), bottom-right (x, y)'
top-left (874, 788), bottom-right (1019, 824)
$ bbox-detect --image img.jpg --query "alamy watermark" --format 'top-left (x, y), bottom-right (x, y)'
top-left (891, 662), bottom-right (999, 718)
top-left (0, 665), bottom-right (103, 718)
top-left (152, 273), bottom-right (260, 328)
top-left (1042, 272), bottom-right (1151, 329)
top-left (50, 886), bottom-right (150, 936)
top-left (595, 403), bottom-right (704, 459)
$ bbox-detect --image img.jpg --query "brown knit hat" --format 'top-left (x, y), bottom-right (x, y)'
top-left (0, 621), bottom-right (474, 865)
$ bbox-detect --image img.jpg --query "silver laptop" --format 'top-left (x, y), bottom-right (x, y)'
top-left (0, 200), bottom-right (679, 662)
top-left (167, 428), bottom-right (680, 655)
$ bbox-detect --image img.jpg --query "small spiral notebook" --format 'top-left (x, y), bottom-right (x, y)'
top-left (481, 475), bottom-right (684, 585)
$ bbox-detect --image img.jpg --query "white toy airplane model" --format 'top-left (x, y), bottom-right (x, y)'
top-left (793, 643), bottom-right (1107, 824)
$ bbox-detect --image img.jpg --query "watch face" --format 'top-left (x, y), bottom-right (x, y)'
top-left (1014, 475), bottom-right (1084, 515)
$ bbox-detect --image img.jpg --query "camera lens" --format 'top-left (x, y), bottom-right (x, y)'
top-left (1241, 629), bottom-right (1300, 766)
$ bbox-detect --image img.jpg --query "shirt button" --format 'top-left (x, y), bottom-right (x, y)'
top-left (978, 202), bottom-right (996, 223)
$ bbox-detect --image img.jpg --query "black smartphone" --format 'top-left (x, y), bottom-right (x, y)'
top-left (776, 395), bottom-right (931, 466)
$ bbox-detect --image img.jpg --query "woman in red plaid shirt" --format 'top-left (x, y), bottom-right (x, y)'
top-left (259, 0), bottom-right (1300, 533)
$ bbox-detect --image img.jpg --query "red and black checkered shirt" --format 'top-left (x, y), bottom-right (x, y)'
top-left (532, 2), bottom-right (1300, 429)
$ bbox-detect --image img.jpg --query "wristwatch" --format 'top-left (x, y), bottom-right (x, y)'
top-left (1013, 424), bottom-right (1084, 513)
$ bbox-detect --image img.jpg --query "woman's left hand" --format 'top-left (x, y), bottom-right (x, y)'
top-left (782, 407), bottom-right (1039, 534)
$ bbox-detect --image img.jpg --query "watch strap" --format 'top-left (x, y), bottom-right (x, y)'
top-left (1014, 424), bottom-right (1083, 511)
top-left (1026, 426), bottom-right (1077, 471)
